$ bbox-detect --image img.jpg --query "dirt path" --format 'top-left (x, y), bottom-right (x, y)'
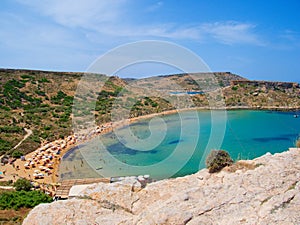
top-left (12, 128), bottom-right (32, 150)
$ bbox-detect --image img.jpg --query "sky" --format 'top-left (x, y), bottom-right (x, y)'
top-left (0, 0), bottom-right (300, 82)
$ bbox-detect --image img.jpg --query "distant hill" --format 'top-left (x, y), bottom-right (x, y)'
top-left (0, 68), bottom-right (299, 155)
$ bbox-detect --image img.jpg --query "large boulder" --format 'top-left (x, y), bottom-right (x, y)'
top-left (23, 148), bottom-right (300, 225)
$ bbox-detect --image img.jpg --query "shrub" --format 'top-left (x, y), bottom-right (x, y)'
top-left (21, 74), bottom-right (33, 79)
top-left (0, 190), bottom-right (52, 210)
top-left (206, 150), bottom-right (233, 173)
top-left (38, 78), bottom-right (50, 83)
top-left (0, 126), bottom-right (23, 133)
top-left (231, 86), bottom-right (239, 91)
top-left (12, 150), bottom-right (23, 159)
top-left (13, 179), bottom-right (32, 191)
top-left (0, 138), bottom-right (12, 154)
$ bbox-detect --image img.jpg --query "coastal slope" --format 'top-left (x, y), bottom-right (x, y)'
top-left (1, 69), bottom-right (299, 156)
top-left (23, 148), bottom-right (300, 225)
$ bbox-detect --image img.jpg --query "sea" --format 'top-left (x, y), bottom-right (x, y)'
top-left (59, 110), bottom-right (300, 180)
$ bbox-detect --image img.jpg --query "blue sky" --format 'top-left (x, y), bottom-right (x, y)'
top-left (0, 0), bottom-right (299, 81)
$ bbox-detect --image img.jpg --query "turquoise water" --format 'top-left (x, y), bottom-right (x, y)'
top-left (59, 110), bottom-right (300, 180)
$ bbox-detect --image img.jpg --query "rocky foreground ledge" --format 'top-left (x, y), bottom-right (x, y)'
top-left (23, 148), bottom-right (300, 225)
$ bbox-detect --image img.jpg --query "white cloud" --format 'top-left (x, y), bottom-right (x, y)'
top-left (0, 9), bottom-right (97, 71)
top-left (200, 21), bottom-right (265, 46)
top-left (0, 12), bottom-right (78, 49)
top-left (16, 0), bottom-right (127, 29)
top-left (15, 1), bottom-right (263, 46)
top-left (280, 30), bottom-right (299, 41)
top-left (96, 24), bottom-right (203, 40)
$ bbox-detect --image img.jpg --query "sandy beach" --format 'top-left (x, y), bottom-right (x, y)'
top-left (0, 122), bottom-right (114, 194)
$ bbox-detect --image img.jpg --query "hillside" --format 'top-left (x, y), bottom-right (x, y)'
top-left (0, 69), bottom-right (299, 156)
top-left (23, 148), bottom-right (300, 224)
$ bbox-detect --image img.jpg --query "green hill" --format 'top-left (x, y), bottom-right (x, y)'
top-left (0, 69), bottom-right (299, 156)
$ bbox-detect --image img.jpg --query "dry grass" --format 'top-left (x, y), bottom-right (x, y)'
top-left (224, 160), bottom-right (260, 173)
top-left (296, 138), bottom-right (300, 148)
top-left (0, 208), bottom-right (31, 225)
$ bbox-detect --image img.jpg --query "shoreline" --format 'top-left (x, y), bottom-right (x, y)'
top-left (1, 106), bottom-right (299, 192)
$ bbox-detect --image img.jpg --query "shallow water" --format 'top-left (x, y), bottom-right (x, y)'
top-left (59, 110), bottom-right (300, 180)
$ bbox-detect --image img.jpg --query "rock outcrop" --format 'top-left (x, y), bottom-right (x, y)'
top-left (230, 80), bottom-right (299, 90)
top-left (23, 148), bottom-right (300, 225)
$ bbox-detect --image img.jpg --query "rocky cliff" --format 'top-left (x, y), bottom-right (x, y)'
top-left (23, 148), bottom-right (300, 225)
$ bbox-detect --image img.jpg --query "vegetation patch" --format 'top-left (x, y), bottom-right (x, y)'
top-left (206, 150), bottom-right (233, 173)
top-left (0, 179), bottom-right (52, 211)
top-left (0, 190), bottom-right (52, 210)
top-left (224, 160), bottom-right (259, 173)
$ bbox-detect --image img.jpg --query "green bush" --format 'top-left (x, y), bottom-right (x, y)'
top-left (0, 138), bottom-right (12, 154)
top-left (38, 78), bottom-right (50, 83)
top-left (206, 150), bottom-right (233, 173)
top-left (0, 126), bottom-right (23, 133)
top-left (13, 179), bottom-right (32, 191)
top-left (21, 74), bottom-right (33, 79)
top-left (231, 86), bottom-right (239, 91)
top-left (12, 150), bottom-right (23, 159)
top-left (0, 190), bottom-right (52, 210)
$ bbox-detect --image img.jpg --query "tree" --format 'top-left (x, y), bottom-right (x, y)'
top-left (206, 150), bottom-right (233, 173)
top-left (13, 178), bottom-right (32, 191)
top-left (12, 150), bottom-right (23, 159)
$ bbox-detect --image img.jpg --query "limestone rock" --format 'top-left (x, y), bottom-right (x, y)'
top-left (23, 148), bottom-right (300, 225)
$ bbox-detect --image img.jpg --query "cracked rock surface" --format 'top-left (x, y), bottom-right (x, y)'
top-left (23, 148), bottom-right (300, 225)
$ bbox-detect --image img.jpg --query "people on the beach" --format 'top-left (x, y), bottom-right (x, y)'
top-left (0, 121), bottom-right (116, 196)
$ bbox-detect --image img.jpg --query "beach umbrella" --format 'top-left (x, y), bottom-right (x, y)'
top-left (47, 164), bottom-right (53, 168)
top-left (34, 170), bottom-right (40, 173)
top-left (33, 182), bottom-right (40, 188)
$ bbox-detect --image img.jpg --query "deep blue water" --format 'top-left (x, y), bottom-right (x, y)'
top-left (60, 110), bottom-right (300, 180)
